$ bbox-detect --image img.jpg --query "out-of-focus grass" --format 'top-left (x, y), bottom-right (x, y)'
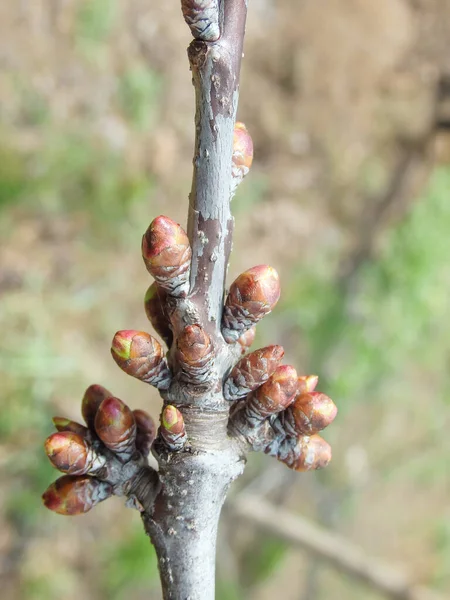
top-left (267, 165), bottom-right (450, 596)
top-left (101, 522), bottom-right (159, 600)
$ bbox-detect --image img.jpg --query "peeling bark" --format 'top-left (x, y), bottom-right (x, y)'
top-left (140, 2), bottom-right (249, 598)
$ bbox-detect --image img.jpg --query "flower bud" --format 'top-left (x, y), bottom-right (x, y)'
top-left (160, 405), bottom-right (187, 451)
top-left (237, 327), bottom-right (256, 354)
top-left (286, 392), bottom-right (337, 436)
top-left (44, 432), bottom-right (105, 476)
top-left (81, 384), bottom-right (113, 430)
top-left (144, 283), bottom-right (173, 347)
top-left (297, 375), bottom-right (319, 395)
top-left (142, 216), bottom-right (191, 297)
top-left (222, 265), bottom-right (281, 343)
top-left (275, 435), bottom-right (332, 472)
top-left (231, 122), bottom-right (253, 197)
top-left (181, 0), bottom-right (220, 41)
top-left (133, 409), bottom-right (157, 456)
top-left (111, 330), bottom-right (172, 390)
top-left (176, 324), bottom-right (214, 384)
top-left (95, 397), bottom-right (137, 461)
top-left (42, 475), bottom-right (112, 516)
top-left (244, 365), bottom-right (298, 422)
top-left (52, 417), bottom-right (89, 438)
top-left (224, 345), bottom-right (284, 401)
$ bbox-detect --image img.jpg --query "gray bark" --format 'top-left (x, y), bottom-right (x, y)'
top-left (140, 2), bottom-right (249, 598)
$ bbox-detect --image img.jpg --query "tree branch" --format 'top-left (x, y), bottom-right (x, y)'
top-left (231, 494), bottom-right (445, 600)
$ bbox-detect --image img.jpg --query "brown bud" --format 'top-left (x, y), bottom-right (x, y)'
top-left (44, 432), bottom-right (105, 476)
top-left (297, 375), bottom-right (319, 395)
top-left (111, 330), bottom-right (172, 390)
top-left (52, 417), bottom-right (89, 438)
top-left (287, 392), bottom-right (337, 436)
top-left (142, 216), bottom-right (191, 297)
top-left (42, 475), bottom-right (112, 516)
top-left (181, 0), bottom-right (220, 41)
top-left (144, 283), bottom-right (173, 347)
top-left (275, 435), bottom-right (332, 472)
top-left (231, 122), bottom-right (254, 197)
top-left (224, 345), bottom-right (285, 401)
top-left (222, 265), bottom-right (281, 343)
top-left (160, 405), bottom-right (187, 451)
top-left (133, 409), bottom-right (157, 456)
top-left (244, 365), bottom-right (298, 422)
top-left (176, 324), bottom-right (214, 384)
top-left (237, 327), bottom-right (256, 354)
top-left (81, 384), bottom-right (113, 430)
top-left (95, 397), bottom-right (137, 461)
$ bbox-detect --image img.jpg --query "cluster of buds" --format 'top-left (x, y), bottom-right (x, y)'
top-left (229, 366), bottom-right (337, 472)
top-left (42, 384), bottom-right (157, 516)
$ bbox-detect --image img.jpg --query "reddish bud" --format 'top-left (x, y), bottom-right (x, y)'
top-left (142, 216), bottom-right (191, 297)
top-left (237, 327), bottom-right (256, 354)
top-left (231, 122), bottom-right (253, 197)
top-left (160, 405), bottom-right (187, 450)
top-left (95, 397), bottom-right (137, 461)
top-left (81, 384), bottom-right (113, 430)
top-left (287, 392), bottom-right (337, 436)
top-left (111, 330), bottom-right (171, 390)
top-left (297, 375), bottom-right (319, 395)
top-left (224, 345), bottom-right (285, 401)
top-left (44, 431), bottom-right (105, 475)
top-left (244, 365), bottom-right (298, 422)
top-left (181, 0), bottom-right (220, 41)
top-left (42, 475), bottom-right (112, 516)
top-left (133, 409), bottom-right (157, 456)
top-left (276, 435), bottom-right (332, 472)
top-left (52, 417), bottom-right (89, 438)
top-left (176, 324), bottom-right (214, 384)
top-left (144, 283), bottom-right (173, 347)
top-left (222, 265), bottom-right (281, 343)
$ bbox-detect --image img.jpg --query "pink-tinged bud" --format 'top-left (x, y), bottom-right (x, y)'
top-left (142, 216), bottom-right (191, 297)
top-left (44, 432), bottom-right (105, 476)
top-left (81, 384), bottom-right (113, 430)
top-left (176, 324), bottom-right (214, 384)
top-left (276, 435), bottom-right (332, 472)
top-left (133, 409), bottom-right (156, 456)
top-left (222, 265), bottom-right (281, 343)
top-left (297, 375), bottom-right (319, 395)
top-left (52, 417), bottom-right (89, 438)
top-left (111, 330), bottom-right (172, 390)
top-left (181, 0), bottom-right (220, 41)
top-left (244, 365), bottom-right (298, 422)
top-left (224, 345), bottom-right (285, 401)
top-left (237, 327), bottom-right (256, 354)
top-left (95, 397), bottom-right (137, 461)
top-left (42, 475), bottom-right (112, 516)
top-left (231, 122), bottom-right (253, 197)
top-left (144, 283), bottom-right (173, 347)
top-left (288, 392), bottom-right (337, 436)
top-left (160, 405), bottom-right (187, 451)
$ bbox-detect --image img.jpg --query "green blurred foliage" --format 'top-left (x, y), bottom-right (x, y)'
top-left (101, 523), bottom-right (159, 600)
top-left (117, 66), bottom-right (163, 130)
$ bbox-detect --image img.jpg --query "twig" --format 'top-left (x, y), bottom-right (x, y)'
top-left (231, 494), bottom-right (445, 600)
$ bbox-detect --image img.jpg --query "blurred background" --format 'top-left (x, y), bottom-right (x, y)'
top-left (1, 1), bottom-right (450, 599)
